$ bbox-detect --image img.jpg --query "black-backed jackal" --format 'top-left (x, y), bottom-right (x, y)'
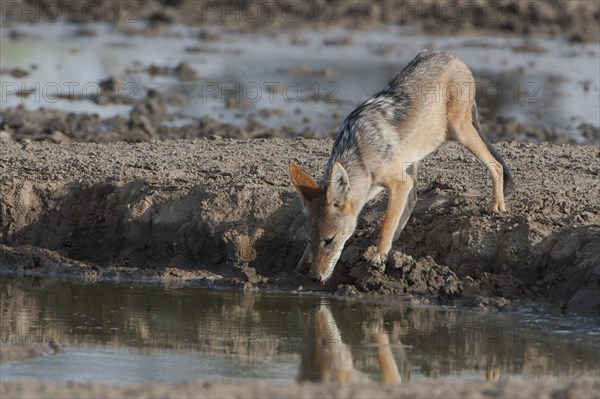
top-left (290, 50), bottom-right (512, 284)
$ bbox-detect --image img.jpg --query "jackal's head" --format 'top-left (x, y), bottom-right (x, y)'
top-left (290, 162), bottom-right (357, 284)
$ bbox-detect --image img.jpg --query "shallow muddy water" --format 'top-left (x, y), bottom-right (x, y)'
top-left (1, 275), bottom-right (598, 385)
top-left (1, 23), bottom-right (598, 142)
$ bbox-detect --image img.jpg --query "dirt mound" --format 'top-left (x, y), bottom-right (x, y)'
top-left (1, 139), bottom-right (598, 311)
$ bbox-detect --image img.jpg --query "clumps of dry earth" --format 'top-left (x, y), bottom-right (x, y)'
top-left (1, 139), bottom-right (598, 313)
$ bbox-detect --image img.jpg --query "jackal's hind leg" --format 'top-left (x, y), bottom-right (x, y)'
top-left (450, 122), bottom-right (505, 213)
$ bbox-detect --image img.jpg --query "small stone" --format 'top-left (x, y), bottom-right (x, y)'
top-left (0, 130), bottom-right (12, 142)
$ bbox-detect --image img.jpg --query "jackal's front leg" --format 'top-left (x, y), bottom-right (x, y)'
top-left (364, 180), bottom-right (413, 267)
top-left (294, 244), bottom-right (311, 275)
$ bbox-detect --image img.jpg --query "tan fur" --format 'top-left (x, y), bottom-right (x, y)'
top-left (486, 366), bottom-right (501, 382)
top-left (291, 51), bottom-right (510, 283)
top-left (376, 332), bottom-right (403, 383)
top-left (297, 304), bottom-right (402, 384)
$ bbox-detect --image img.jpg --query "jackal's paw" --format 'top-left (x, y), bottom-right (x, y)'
top-left (488, 202), bottom-right (506, 214)
top-left (363, 245), bottom-right (388, 270)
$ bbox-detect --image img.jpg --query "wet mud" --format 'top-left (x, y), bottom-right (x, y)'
top-left (2, 93), bottom-right (598, 145)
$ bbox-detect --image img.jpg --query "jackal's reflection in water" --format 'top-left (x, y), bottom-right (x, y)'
top-left (296, 303), bottom-right (501, 384)
top-left (298, 303), bottom-right (406, 384)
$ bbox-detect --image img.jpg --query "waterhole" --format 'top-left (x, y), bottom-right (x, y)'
top-left (1, 275), bottom-right (598, 385)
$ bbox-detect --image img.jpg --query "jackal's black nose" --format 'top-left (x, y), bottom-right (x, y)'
top-left (311, 276), bottom-right (321, 283)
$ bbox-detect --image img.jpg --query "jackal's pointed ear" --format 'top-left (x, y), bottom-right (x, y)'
top-left (327, 162), bottom-right (350, 208)
top-left (290, 162), bottom-right (322, 207)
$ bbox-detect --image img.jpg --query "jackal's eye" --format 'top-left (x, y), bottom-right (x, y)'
top-left (324, 236), bottom-right (334, 246)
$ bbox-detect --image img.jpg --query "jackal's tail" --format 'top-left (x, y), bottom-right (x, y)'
top-left (472, 102), bottom-right (513, 192)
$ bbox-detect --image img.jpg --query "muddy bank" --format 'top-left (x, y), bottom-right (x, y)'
top-left (1, 139), bottom-right (598, 311)
top-left (1, 377), bottom-right (598, 399)
top-left (2, 0), bottom-right (598, 43)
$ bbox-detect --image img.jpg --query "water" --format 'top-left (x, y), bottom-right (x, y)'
top-left (1, 275), bottom-right (598, 385)
top-left (1, 23), bottom-right (598, 141)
